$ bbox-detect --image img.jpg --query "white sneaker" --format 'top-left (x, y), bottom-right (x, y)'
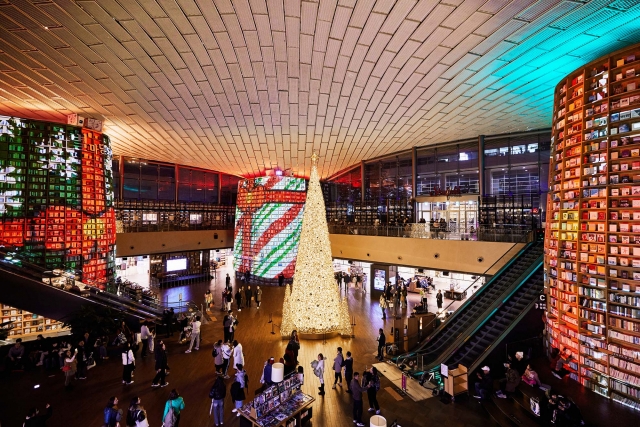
top-left (368, 408), bottom-right (374, 412)
top-left (332, 385), bottom-right (336, 389)
top-left (195, 348), bottom-right (199, 351)
top-left (237, 413), bottom-right (241, 417)
top-left (238, 309), bottom-right (242, 311)
top-left (376, 410), bottom-right (380, 415)
top-left (357, 423), bottom-right (365, 427)
top-left (36, 362), bottom-right (43, 366)
top-left (185, 350), bottom-right (191, 353)
top-left (232, 409), bottom-right (238, 413)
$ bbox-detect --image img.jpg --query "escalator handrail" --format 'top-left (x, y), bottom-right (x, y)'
top-left (447, 262), bottom-right (543, 369)
top-left (395, 234), bottom-right (536, 365)
top-left (407, 252), bottom-right (543, 372)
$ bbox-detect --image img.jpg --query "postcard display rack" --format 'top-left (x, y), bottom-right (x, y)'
top-left (1, 303), bottom-right (66, 339)
top-left (545, 44), bottom-right (640, 411)
top-left (238, 373), bottom-right (314, 427)
top-left (0, 117), bottom-right (116, 287)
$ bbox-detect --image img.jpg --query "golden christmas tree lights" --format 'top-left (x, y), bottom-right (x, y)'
top-left (280, 153), bottom-right (351, 337)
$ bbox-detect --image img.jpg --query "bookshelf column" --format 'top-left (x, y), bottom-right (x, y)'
top-left (545, 43), bottom-right (640, 411)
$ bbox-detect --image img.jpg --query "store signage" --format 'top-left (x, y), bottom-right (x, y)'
top-left (429, 186), bottom-right (462, 198)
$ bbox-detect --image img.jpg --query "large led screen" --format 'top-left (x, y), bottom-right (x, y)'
top-left (233, 176), bottom-right (306, 279)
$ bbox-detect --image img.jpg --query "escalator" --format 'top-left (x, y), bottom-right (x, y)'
top-left (445, 265), bottom-right (543, 372)
top-left (397, 240), bottom-right (544, 377)
top-left (0, 252), bottom-right (181, 325)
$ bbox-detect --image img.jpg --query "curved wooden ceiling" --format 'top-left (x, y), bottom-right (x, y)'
top-left (0, 0), bottom-right (640, 177)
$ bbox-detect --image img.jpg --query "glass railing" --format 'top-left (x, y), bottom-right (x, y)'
top-left (328, 224), bottom-right (533, 243)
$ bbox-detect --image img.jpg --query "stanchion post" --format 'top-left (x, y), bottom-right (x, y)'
top-left (268, 313), bottom-right (273, 323)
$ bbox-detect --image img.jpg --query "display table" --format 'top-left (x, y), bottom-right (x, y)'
top-left (239, 391), bottom-right (314, 427)
top-left (444, 290), bottom-right (467, 300)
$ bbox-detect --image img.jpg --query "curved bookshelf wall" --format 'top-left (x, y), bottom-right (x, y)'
top-left (545, 43), bottom-right (640, 411)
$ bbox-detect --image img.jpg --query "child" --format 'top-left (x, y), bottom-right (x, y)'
top-left (297, 365), bottom-right (304, 386)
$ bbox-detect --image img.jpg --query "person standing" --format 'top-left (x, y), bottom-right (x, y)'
top-left (185, 316), bottom-right (201, 353)
top-left (75, 340), bottom-right (87, 380)
top-left (126, 397), bottom-right (147, 427)
top-left (260, 357), bottom-right (274, 387)
top-left (351, 372), bottom-right (365, 426)
top-left (151, 341), bottom-right (169, 388)
top-left (376, 329), bottom-right (386, 362)
top-left (256, 286), bottom-right (262, 309)
top-left (313, 353), bottom-right (325, 396)
top-left (332, 347), bottom-right (344, 389)
top-left (245, 285), bottom-right (252, 308)
top-left (225, 288), bottom-right (233, 312)
top-left (365, 367), bottom-right (381, 414)
top-left (140, 323), bottom-right (150, 358)
top-left (223, 311), bottom-right (233, 343)
top-left (343, 351), bottom-right (354, 394)
top-left (225, 273), bottom-right (231, 288)
top-left (104, 397), bottom-right (122, 427)
top-left (209, 376), bottom-right (226, 427)
top-left (221, 341), bottom-right (232, 379)
top-left (289, 330), bottom-right (300, 364)
top-left (228, 312), bottom-right (237, 343)
top-left (393, 288), bottom-right (400, 318)
top-left (212, 340), bottom-right (224, 375)
top-left (436, 290), bottom-right (443, 312)
top-left (379, 294), bottom-right (387, 320)
top-left (230, 374), bottom-right (246, 417)
top-left (278, 272), bottom-right (285, 286)
top-left (163, 389), bottom-right (185, 427)
top-left (235, 287), bottom-right (243, 312)
top-left (121, 342), bottom-right (135, 385)
top-left (402, 284), bottom-right (408, 309)
top-left (63, 349), bottom-right (77, 388)
top-left (232, 340), bottom-right (244, 370)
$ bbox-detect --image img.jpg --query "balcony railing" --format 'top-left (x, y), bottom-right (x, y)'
top-left (328, 224), bottom-right (533, 243)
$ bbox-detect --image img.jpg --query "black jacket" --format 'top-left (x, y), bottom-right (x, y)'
top-left (342, 358), bottom-right (353, 376)
top-left (477, 372), bottom-right (492, 391)
top-left (377, 332), bottom-right (386, 347)
top-left (155, 348), bottom-right (168, 370)
top-left (230, 381), bottom-right (246, 401)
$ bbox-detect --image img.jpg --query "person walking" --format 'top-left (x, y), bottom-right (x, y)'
top-left (126, 397), bottom-right (148, 427)
top-left (379, 294), bottom-right (387, 320)
top-left (332, 347), bottom-right (344, 389)
top-left (245, 285), bottom-right (252, 308)
top-left (205, 290), bottom-right (213, 310)
top-left (365, 367), bottom-right (381, 414)
top-left (255, 286), bottom-right (262, 309)
top-left (436, 289), bottom-right (443, 311)
top-left (63, 349), bottom-right (77, 388)
top-left (209, 376), bottom-right (226, 427)
top-left (185, 316), bottom-right (201, 353)
top-left (376, 329), bottom-right (386, 361)
top-left (235, 287), bottom-right (243, 311)
top-left (232, 340), bottom-right (244, 370)
top-left (221, 341), bottom-right (232, 378)
top-left (312, 353), bottom-right (325, 396)
top-left (343, 351), bottom-right (354, 394)
top-left (212, 340), bottom-right (224, 375)
top-left (225, 287), bottom-right (233, 312)
top-left (163, 389), bottom-right (185, 427)
top-left (278, 272), bottom-right (285, 286)
top-left (351, 372), bottom-right (365, 426)
top-left (104, 397), bottom-right (122, 427)
top-left (151, 341), bottom-right (169, 388)
top-left (121, 342), bottom-right (135, 385)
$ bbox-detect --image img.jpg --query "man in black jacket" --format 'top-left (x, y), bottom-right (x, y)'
top-left (376, 329), bottom-right (386, 361)
top-left (342, 351), bottom-right (354, 393)
top-left (75, 341), bottom-right (87, 380)
top-left (351, 372), bottom-right (365, 426)
top-left (473, 366), bottom-right (492, 400)
top-left (151, 341), bottom-right (169, 387)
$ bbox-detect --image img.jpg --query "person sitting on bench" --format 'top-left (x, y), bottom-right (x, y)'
top-left (6, 338), bottom-right (25, 371)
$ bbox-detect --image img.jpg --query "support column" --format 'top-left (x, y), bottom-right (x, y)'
top-left (218, 172), bottom-right (222, 205)
top-left (360, 160), bottom-right (365, 205)
top-left (412, 147), bottom-right (417, 222)
top-left (478, 135), bottom-right (485, 196)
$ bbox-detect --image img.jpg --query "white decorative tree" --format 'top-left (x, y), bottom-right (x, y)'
top-left (280, 153), bottom-right (351, 336)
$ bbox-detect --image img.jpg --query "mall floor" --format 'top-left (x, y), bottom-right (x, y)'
top-left (0, 265), bottom-right (496, 427)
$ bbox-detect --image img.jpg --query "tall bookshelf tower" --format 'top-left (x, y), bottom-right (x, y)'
top-left (545, 43), bottom-right (640, 411)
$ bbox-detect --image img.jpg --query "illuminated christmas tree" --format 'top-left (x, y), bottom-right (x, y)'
top-left (281, 284), bottom-right (293, 335)
top-left (280, 153), bottom-right (351, 337)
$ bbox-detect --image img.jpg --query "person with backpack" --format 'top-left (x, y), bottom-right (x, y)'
top-left (311, 353), bottom-right (325, 396)
top-left (364, 366), bottom-right (381, 415)
top-left (121, 342), bottom-right (135, 385)
top-left (162, 389), bottom-right (185, 427)
top-left (126, 397), bottom-right (148, 427)
top-left (212, 340), bottom-right (224, 375)
top-left (104, 397), bottom-right (122, 427)
top-left (209, 376), bottom-right (226, 427)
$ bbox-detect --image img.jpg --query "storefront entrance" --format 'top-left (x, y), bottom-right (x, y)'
top-left (415, 195), bottom-right (479, 234)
